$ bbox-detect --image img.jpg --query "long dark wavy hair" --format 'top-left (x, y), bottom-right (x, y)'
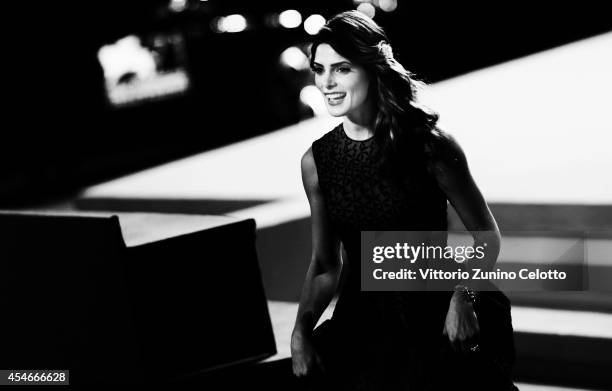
top-left (310, 10), bottom-right (439, 179)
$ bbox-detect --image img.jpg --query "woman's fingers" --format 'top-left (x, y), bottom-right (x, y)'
top-left (446, 324), bottom-right (481, 353)
top-left (292, 352), bottom-right (326, 379)
top-left (292, 360), bottom-right (306, 377)
top-left (444, 301), bottom-right (481, 353)
top-left (292, 354), bottom-right (312, 377)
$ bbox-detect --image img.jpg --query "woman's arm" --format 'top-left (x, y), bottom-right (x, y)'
top-left (428, 128), bottom-right (502, 352)
top-left (291, 147), bottom-right (342, 376)
top-left (428, 129), bottom-right (501, 285)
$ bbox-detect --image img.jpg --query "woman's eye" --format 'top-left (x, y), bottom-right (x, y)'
top-left (312, 67), bottom-right (323, 74)
top-left (336, 67), bottom-right (350, 73)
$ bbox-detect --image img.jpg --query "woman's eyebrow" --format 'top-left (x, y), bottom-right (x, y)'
top-left (330, 61), bottom-right (351, 67)
top-left (311, 61), bottom-right (352, 69)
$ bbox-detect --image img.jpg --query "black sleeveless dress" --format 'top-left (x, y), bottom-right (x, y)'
top-left (309, 124), bottom-right (518, 391)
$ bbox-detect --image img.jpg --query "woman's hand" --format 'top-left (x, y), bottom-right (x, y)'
top-left (443, 291), bottom-right (480, 353)
top-left (291, 330), bottom-right (325, 378)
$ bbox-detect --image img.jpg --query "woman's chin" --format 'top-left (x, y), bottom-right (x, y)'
top-left (326, 106), bottom-right (347, 117)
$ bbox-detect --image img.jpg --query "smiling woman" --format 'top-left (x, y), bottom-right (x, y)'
top-left (311, 45), bottom-right (372, 126)
top-left (291, 10), bottom-right (518, 391)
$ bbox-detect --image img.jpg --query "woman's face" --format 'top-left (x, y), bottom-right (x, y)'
top-left (312, 43), bottom-right (371, 118)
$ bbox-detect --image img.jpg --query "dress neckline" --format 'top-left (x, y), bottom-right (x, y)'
top-left (340, 123), bottom-right (374, 143)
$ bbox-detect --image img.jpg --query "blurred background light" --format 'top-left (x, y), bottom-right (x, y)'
top-left (356, 2), bottom-right (376, 18)
top-left (98, 36), bottom-right (156, 85)
top-left (278, 10), bottom-right (302, 29)
top-left (304, 14), bottom-right (326, 35)
top-left (214, 14), bottom-right (248, 33)
top-left (169, 0), bottom-right (187, 13)
top-left (280, 46), bottom-right (309, 71)
top-left (300, 85), bottom-right (328, 116)
top-left (379, 0), bottom-right (398, 12)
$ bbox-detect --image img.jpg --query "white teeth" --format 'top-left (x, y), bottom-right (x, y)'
top-left (326, 92), bottom-right (346, 98)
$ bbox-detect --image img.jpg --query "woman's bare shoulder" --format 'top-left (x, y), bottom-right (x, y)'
top-left (425, 126), bottom-right (468, 168)
top-left (301, 147), bottom-right (315, 172)
top-left (301, 147), bottom-right (319, 194)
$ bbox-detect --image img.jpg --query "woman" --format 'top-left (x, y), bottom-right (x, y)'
top-left (290, 10), bottom-right (518, 391)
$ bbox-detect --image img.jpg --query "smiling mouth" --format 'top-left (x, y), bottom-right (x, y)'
top-left (325, 92), bottom-right (346, 104)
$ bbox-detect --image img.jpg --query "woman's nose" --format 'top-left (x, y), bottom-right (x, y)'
top-left (324, 72), bottom-right (337, 90)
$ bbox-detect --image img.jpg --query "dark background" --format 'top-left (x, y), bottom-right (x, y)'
top-left (4, 0), bottom-right (611, 205)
